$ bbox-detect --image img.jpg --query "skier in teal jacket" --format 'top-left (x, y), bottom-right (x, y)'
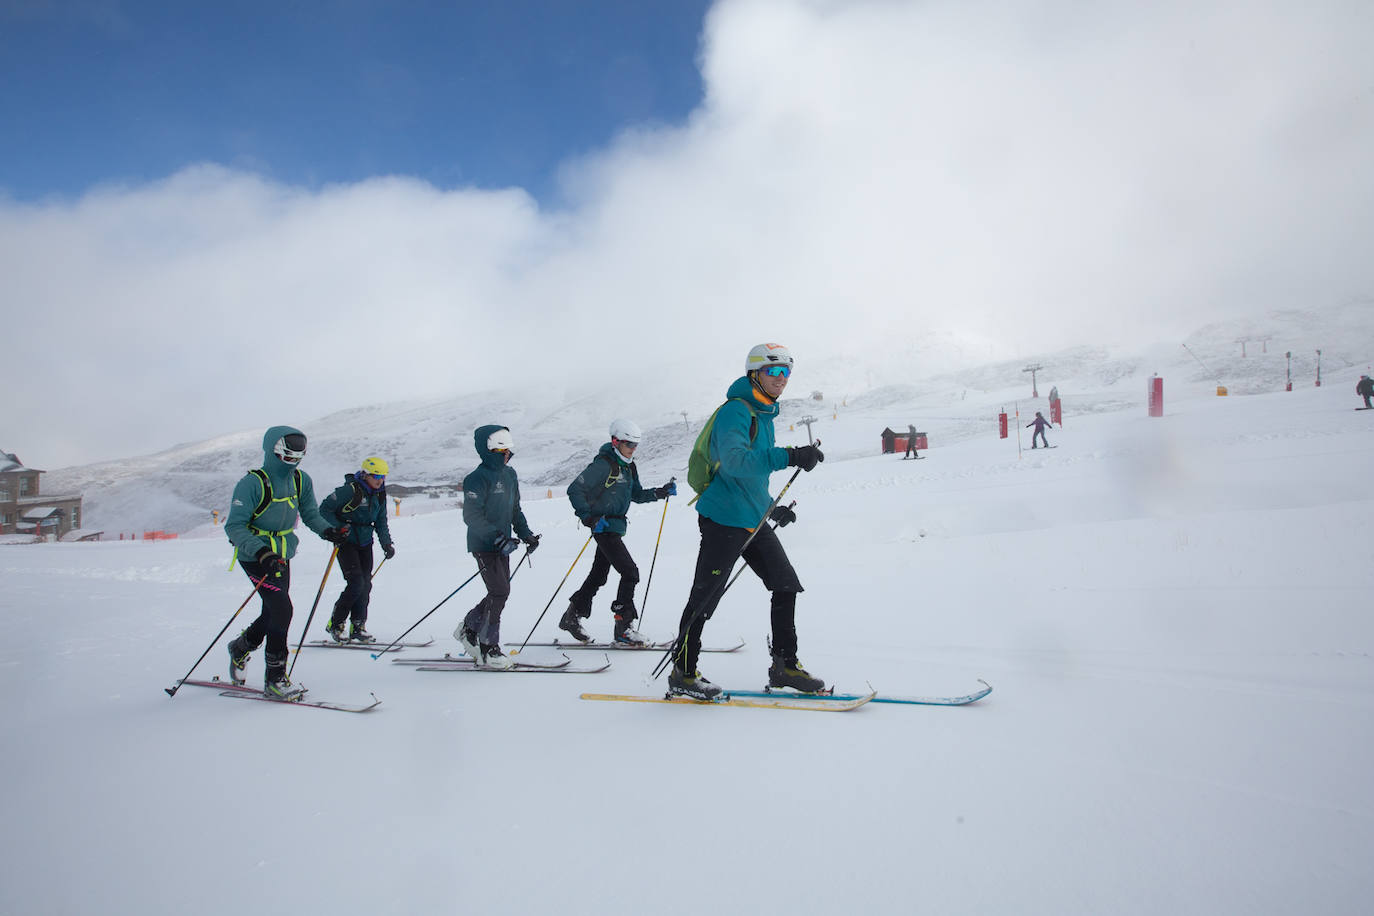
top-left (669, 344), bottom-right (825, 700)
top-left (453, 425), bottom-right (541, 669)
top-left (319, 456), bottom-right (396, 644)
top-left (559, 418), bottom-right (676, 645)
top-left (224, 425), bottom-right (346, 697)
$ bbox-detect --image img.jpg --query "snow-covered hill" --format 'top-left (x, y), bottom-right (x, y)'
top-left (41, 300), bottom-right (1374, 536)
top-left (2, 331), bottom-right (1372, 914)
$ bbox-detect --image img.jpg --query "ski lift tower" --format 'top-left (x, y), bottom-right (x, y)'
top-left (1022, 364), bottom-right (1043, 398)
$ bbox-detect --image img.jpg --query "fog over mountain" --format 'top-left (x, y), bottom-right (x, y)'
top-left (41, 300), bottom-right (1374, 536)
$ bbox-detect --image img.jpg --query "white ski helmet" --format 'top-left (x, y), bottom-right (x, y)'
top-left (609, 418), bottom-right (642, 444)
top-left (486, 428), bottom-right (515, 452)
top-left (745, 343), bottom-right (794, 374)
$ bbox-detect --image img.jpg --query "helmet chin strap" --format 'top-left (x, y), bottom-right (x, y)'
top-left (748, 372), bottom-right (776, 404)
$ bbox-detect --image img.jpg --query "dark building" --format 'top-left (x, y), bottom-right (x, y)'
top-left (0, 451), bottom-right (86, 540)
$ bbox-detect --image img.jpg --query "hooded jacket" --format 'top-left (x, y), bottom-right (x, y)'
top-left (321, 473), bottom-right (394, 549)
top-left (695, 376), bottom-right (790, 530)
top-left (225, 425), bottom-right (330, 561)
top-left (462, 424), bottom-right (534, 553)
top-left (566, 441), bottom-right (661, 537)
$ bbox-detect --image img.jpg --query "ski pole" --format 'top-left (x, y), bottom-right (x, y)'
top-left (511, 535), bottom-right (594, 655)
top-left (636, 484), bottom-right (673, 631)
top-left (164, 574), bottom-right (269, 697)
top-left (650, 463), bottom-right (808, 680)
top-left (370, 557), bottom-right (387, 580)
top-left (370, 570), bottom-right (481, 659)
top-left (288, 545), bottom-right (339, 677)
top-left (509, 547), bottom-right (532, 582)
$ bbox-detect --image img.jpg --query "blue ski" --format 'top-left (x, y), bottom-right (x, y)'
top-left (725, 679), bottom-right (991, 706)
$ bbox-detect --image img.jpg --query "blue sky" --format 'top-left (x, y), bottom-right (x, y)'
top-left (1, 0), bottom-right (711, 203)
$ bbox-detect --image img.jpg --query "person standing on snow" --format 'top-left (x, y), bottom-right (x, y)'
top-left (1357, 374), bottom-right (1373, 408)
top-left (1027, 411), bottom-right (1053, 449)
top-left (224, 426), bottom-right (348, 698)
top-left (559, 418), bottom-right (676, 645)
top-left (668, 343), bottom-right (826, 700)
top-left (453, 425), bottom-right (541, 669)
top-left (904, 423), bottom-right (919, 459)
top-left (319, 456), bottom-right (396, 644)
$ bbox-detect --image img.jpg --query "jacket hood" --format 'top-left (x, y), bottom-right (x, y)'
top-left (726, 376), bottom-right (780, 417)
top-left (261, 424), bottom-right (305, 475)
top-left (473, 424), bottom-right (511, 470)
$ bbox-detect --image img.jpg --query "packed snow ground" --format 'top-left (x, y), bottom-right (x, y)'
top-left (4, 379), bottom-right (1374, 914)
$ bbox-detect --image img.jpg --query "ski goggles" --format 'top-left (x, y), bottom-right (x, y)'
top-left (760, 365), bottom-right (791, 378)
top-left (274, 433), bottom-right (308, 463)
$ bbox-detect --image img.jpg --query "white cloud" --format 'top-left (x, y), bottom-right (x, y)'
top-left (4, 0), bottom-right (1371, 466)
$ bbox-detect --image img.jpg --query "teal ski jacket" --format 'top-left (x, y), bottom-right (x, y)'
top-left (695, 377), bottom-right (790, 530)
top-left (225, 425), bottom-right (330, 561)
top-left (566, 442), bottom-right (662, 537)
top-left (320, 474), bottom-right (394, 549)
top-left (462, 424), bottom-right (534, 553)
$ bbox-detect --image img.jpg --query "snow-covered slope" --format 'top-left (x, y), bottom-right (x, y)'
top-left (2, 319), bottom-right (1372, 914)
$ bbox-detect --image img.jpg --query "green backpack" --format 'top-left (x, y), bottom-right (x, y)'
top-left (686, 398), bottom-right (758, 504)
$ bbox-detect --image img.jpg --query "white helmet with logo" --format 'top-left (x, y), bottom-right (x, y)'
top-left (609, 418), bottom-right (642, 444)
top-left (486, 428), bottom-right (515, 452)
top-left (745, 343), bottom-right (793, 374)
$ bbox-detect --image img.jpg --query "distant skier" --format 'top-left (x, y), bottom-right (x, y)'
top-left (903, 423), bottom-right (919, 459)
top-left (560, 418), bottom-right (676, 645)
top-left (668, 343), bottom-right (826, 700)
top-left (1357, 374), bottom-right (1374, 408)
top-left (453, 425), bottom-right (541, 669)
top-left (1027, 411), bottom-right (1053, 449)
top-left (224, 426), bottom-right (348, 698)
top-left (319, 456), bottom-right (396, 644)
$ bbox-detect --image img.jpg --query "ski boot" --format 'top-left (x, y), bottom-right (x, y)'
top-left (263, 650), bottom-right (305, 700)
top-left (667, 667), bottom-right (723, 701)
top-left (455, 624), bottom-right (482, 662)
top-left (767, 655), bottom-right (826, 693)
top-left (478, 644), bottom-right (514, 670)
top-left (349, 622), bottom-right (377, 644)
top-left (227, 632), bottom-right (252, 685)
top-left (612, 606), bottom-right (648, 646)
top-left (558, 605), bottom-right (591, 643)
top-left (264, 674), bottom-right (306, 700)
top-left (325, 620), bottom-right (348, 643)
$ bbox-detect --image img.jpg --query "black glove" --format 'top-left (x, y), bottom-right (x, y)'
top-left (583, 516), bottom-right (601, 530)
top-left (786, 444), bottom-right (824, 471)
top-left (522, 533), bottom-right (541, 553)
top-left (770, 505), bottom-right (797, 527)
top-left (323, 525), bottom-right (350, 545)
top-left (254, 548), bottom-right (287, 574)
top-left (383, 543), bottom-right (396, 560)
top-left (654, 481), bottom-right (678, 499)
top-left (494, 535), bottom-right (520, 556)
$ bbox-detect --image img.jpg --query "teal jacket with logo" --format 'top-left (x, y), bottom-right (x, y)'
top-left (225, 425), bottom-right (330, 561)
top-left (462, 424), bottom-right (534, 553)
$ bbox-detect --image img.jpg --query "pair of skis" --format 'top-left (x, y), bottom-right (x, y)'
top-left (174, 676), bottom-right (381, 713)
top-left (510, 638), bottom-right (746, 653)
top-left (582, 680), bottom-right (992, 713)
top-left (390, 653), bottom-right (611, 674)
top-left (300, 637), bottom-right (435, 651)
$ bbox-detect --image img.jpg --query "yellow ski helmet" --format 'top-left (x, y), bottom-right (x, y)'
top-left (360, 456), bottom-right (389, 476)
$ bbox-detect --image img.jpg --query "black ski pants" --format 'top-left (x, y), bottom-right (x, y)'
top-left (674, 514), bottom-right (802, 675)
top-left (237, 556), bottom-right (293, 658)
top-left (568, 533), bottom-right (640, 618)
top-left (330, 542), bottom-right (374, 627)
top-left (462, 551), bottom-right (511, 646)
top-left (1032, 428), bottom-right (1049, 448)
